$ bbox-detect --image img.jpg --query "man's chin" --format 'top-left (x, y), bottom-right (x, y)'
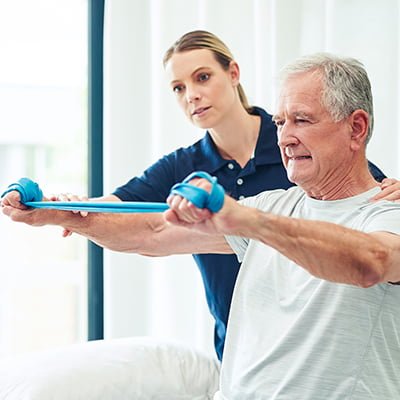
top-left (288, 173), bottom-right (309, 187)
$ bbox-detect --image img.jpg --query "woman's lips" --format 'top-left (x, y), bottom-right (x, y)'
top-left (192, 106), bottom-right (211, 116)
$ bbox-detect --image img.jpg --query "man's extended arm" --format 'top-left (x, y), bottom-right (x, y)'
top-left (165, 182), bottom-right (400, 287)
top-left (2, 182), bottom-right (400, 286)
top-left (1, 190), bottom-right (231, 256)
top-left (243, 210), bottom-right (400, 286)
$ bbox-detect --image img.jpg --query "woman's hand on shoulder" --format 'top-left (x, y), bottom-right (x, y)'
top-left (371, 178), bottom-right (400, 202)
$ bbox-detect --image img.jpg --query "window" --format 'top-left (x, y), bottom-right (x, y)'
top-left (0, 0), bottom-right (88, 356)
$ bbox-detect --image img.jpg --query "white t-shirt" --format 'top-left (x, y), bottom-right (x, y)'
top-left (216, 186), bottom-right (400, 400)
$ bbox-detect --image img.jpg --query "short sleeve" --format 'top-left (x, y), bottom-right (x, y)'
top-left (225, 234), bottom-right (249, 262)
top-left (112, 152), bottom-right (183, 202)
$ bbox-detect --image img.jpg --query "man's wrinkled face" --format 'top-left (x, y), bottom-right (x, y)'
top-left (273, 71), bottom-right (353, 195)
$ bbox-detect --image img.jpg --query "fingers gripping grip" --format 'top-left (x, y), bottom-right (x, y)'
top-left (170, 171), bottom-right (225, 213)
top-left (1, 177), bottom-right (43, 203)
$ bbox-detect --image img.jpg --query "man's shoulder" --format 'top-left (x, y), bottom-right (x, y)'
top-left (240, 186), bottom-right (304, 213)
top-left (358, 199), bottom-right (400, 233)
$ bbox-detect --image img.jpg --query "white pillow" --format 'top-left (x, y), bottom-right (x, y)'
top-left (0, 337), bottom-right (220, 400)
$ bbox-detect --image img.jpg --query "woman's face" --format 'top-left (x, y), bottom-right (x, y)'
top-left (165, 49), bottom-right (240, 129)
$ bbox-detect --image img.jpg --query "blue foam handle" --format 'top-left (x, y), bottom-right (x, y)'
top-left (170, 171), bottom-right (225, 213)
top-left (1, 177), bottom-right (43, 203)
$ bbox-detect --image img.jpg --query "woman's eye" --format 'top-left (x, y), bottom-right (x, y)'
top-left (173, 85), bottom-right (184, 93)
top-left (274, 120), bottom-right (284, 127)
top-left (198, 73), bottom-right (210, 82)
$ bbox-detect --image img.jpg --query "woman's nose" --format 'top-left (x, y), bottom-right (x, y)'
top-left (185, 85), bottom-right (200, 103)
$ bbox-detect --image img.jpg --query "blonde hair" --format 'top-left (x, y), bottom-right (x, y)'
top-left (163, 30), bottom-right (253, 113)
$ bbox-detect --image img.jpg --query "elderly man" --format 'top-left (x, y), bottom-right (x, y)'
top-left (162, 53), bottom-right (400, 399)
top-left (2, 53), bottom-right (400, 399)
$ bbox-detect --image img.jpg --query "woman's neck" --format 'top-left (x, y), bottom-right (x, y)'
top-left (209, 106), bottom-right (261, 168)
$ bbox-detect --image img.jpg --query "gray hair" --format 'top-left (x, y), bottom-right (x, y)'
top-left (280, 53), bottom-right (374, 143)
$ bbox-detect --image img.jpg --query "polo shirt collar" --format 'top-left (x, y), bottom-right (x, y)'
top-left (252, 106), bottom-right (284, 165)
top-left (196, 106), bottom-right (283, 173)
top-left (196, 132), bottom-right (228, 173)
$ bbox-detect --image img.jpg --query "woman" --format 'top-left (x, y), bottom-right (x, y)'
top-left (110, 30), bottom-right (294, 361)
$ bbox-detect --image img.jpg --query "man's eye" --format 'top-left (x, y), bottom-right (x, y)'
top-left (198, 73), bottom-right (210, 82)
top-left (296, 118), bottom-right (309, 124)
top-left (274, 120), bottom-right (284, 127)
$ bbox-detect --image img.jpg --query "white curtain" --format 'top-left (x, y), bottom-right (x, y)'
top-left (103, 0), bottom-right (400, 355)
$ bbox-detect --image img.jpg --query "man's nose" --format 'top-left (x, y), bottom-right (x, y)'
top-left (277, 124), bottom-right (299, 148)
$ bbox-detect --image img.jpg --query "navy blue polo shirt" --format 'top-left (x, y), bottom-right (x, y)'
top-left (113, 106), bottom-right (386, 360)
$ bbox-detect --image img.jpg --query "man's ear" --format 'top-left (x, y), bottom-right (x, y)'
top-left (349, 109), bottom-right (369, 150)
top-left (228, 61), bottom-right (240, 86)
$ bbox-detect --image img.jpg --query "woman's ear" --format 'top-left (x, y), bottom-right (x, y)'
top-left (349, 109), bottom-right (369, 150)
top-left (229, 61), bottom-right (240, 86)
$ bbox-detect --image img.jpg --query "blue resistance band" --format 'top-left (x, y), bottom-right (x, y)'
top-left (24, 201), bottom-right (169, 213)
top-left (1, 172), bottom-right (225, 213)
